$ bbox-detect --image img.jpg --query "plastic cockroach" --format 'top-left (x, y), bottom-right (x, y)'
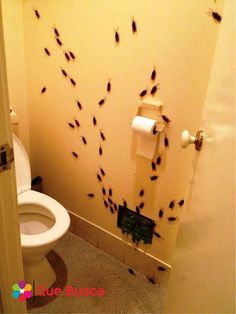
top-left (148, 278), bottom-right (156, 284)
top-left (151, 67), bottom-right (156, 81)
top-left (87, 193), bottom-right (94, 198)
top-left (169, 200), bottom-right (175, 209)
top-left (98, 97), bottom-right (106, 106)
top-left (77, 100), bottom-right (82, 110)
top-left (107, 80), bottom-right (111, 93)
top-left (152, 126), bottom-right (158, 135)
top-left (139, 188), bottom-right (145, 197)
top-left (153, 231), bottom-right (162, 238)
top-left (74, 119), bottom-right (80, 127)
top-left (158, 266), bottom-right (166, 272)
top-left (159, 207), bottom-right (164, 218)
top-left (139, 89), bottom-right (148, 98)
top-left (109, 206), bottom-right (114, 214)
top-left (56, 37), bottom-right (63, 47)
top-left (139, 202), bottom-right (144, 209)
top-left (131, 17), bottom-right (137, 33)
top-left (99, 146), bottom-right (103, 156)
top-left (72, 151), bottom-right (78, 158)
top-left (61, 68), bottom-right (67, 77)
top-left (100, 168), bottom-right (105, 176)
top-left (150, 84), bottom-right (160, 96)
top-left (44, 48), bottom-right (50, 56)
top-left (82, 136), bottom-right (87, 144)
top-left (70, 78), bottom-right (76, 86)
top-left (34, 9), bottom-right (40, 19)
top-left (108, 197), bottom-right (113, 205)
top-left (114, 28), bottom-right (120, 43)
top-left (64, 51), bottom-right (70, 61)
top-left (108, 188), bottom-right (112, 197)
top-left (162, 115), bottom-right (171, 124)
top-left (92, 116), bottom-right (97, 126)
top-left (104, 200), bottom-right (108, 208)
top-left (53, 27), bottom-right (60, 37)
top-left (97, 174), bottom-right (102, 182)
top-left (151, 161), bottom-right (156, 171)
top-left (41, 87), bottom-right (47, 94)
top-left (100, 130), bottom-right (106, 141)
top-left (156, 156), bottom-right (162, 165)
top-left (164, 136), bottom-right (169, 148)
top-left (69, 51), bottom-right (75, 59)
top-left (207, 8), bottom-right (222, 23)
top-left (136, 206), bottom-right (140, 214)
top-left (178, 199), bottom-right (185, 207)
top-left (68, 123), bottom-right (75, 129)
top-left (167, 216), bottom-right (179, 222)
top-left (123, 200), bottom-right (127, 207)
top-left (128, 268), bottom-right (135, 275)
top-left (150, 175), bottom-right (159, 181)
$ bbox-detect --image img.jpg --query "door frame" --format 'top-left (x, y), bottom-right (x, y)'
top-left (0, 1), bottom-right (27, 312)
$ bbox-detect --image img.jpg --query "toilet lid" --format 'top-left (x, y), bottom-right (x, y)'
top-left (12, 134), bottom-right (31, 194)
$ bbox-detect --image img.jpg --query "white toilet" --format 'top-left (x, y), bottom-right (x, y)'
top-left (13, 133), bottom-right (70, 288)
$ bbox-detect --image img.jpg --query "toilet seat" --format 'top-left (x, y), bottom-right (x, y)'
top-left (18, 190), bottom-right (70, 248)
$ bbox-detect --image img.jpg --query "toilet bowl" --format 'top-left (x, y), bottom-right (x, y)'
top-left (13, 134), bottom-right (70, 288)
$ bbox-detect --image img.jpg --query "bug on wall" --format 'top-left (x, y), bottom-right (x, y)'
top-left (56, 37), bottom-right (63, 47)
top-left (34, 9), bottom-right (40, 19)
top-left (76, 100), bottom-right (82, 110)
top-left (108, 188), bottom-right (113, 197)
top-left (44, 48), bottom-right (50, 56)
top-left (136, 206), bottom-right (140, 214)
top-left (178, 199), bottom-right (185, 207)
top-left (69, 51), bottom-right (75, 60)
top-left (100, 168), bottom-right (106, 176)
top-left (207, 8), bottom-right (222, 23)
top-left (164, 135), bottom-right (169, 148)
top-left (151, 67), bottom-right (156, 81)
top-left (162, 114), bottom-right (171, 124)
top-left (108, 197), bottom-right (113, 205)
top-left (104, 200), bottom-right (108, 208)
top-left (150, 174), bottom-right (159, 181)
top-left (123, 199), bottom-right (127, 207)
top-left (100, 130), bottom-right (106, 141)
top-left (109, 206), bottom-right (114, 214)
top-left (114, 28), bottom-right (120, 43)
top-left (107, 80), bottom-right (111, 93)
top-left (53, 26), bottom-right (60, 37)
top-left (139, 188), bottom-right (145, 197)
top-left (169, 200), bottom-right (175, 209)
top-left (72, 151), bottom-right (78, 158)
top-left (114, 203), bottom-right (118, 211)
top-left (158, 266), bottom-right (166, 272)
top-left (70, 78), bottom-right (76, 86)
top-left (87, 193), bottom-right (95, 198)
top-left (64, 51), bottom-right (70, 62)
top-left (92, 116), bottom-right (97, 126)
top-left (128, 268), bottom-right (135, 275)
top-left (97, 173), bottom-right (102, 182)
top-left (156, 155), bottom-right (162, 165)
top-left (98, 97), bottom-right (106, 106)
top-left (68, 122), bottom-right (75, 129)
top-left (74, 119), bottom-right (80, 127)
top-left (81, 136), bottom-right (87, 144)
top-left (153, 231), bottom-right (162, 238)
top-left (41, 87), bottom-right (47, 94)
top-left (131, 16), bottom-right (137, 33)
top-left (99, 145), bottom-right (103, 156)
top-left (139, 202), bottom-right (145, 209)
top-left (152, 126), bottom-right (158, 135)
top-left (150, 84), bottom-right (160, 96)
top-left (167, 216), bottom-right (179, 222)
top-left (102, 187), bottom-right (106, 195)
top-left (139, 89), bottom-right (148, 98)
top-left (158, 207), bottom-right (164, 218)
top-left (148, 277), bottom-right (156, 284)
top-left (61, 68), bottom-right (67, 77)
top-left (151, 161), bottom-right (156, 171)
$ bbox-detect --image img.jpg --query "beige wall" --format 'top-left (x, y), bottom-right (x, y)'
top-left (1, 0), bottom-right (29, 152)
top-left (22, 0), bottom-right (223, 266)
top-left (163, 0), bottom-right (235, 312)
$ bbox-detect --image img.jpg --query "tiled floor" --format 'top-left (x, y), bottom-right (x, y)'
top-left (28, 232), bottom-right (165, 313)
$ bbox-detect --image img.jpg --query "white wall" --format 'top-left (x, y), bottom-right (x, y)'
top-left (163, 0), bottom-right (235, 312)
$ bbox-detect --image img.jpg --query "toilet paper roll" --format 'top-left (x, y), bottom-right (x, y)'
top-left (131, 116), bottom-right (157, 159)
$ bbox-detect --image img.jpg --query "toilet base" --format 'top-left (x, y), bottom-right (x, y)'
top-left (24, 257), bottom-right (56, 289)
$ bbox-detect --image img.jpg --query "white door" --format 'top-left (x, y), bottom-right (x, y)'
top-left (163, 0), bottom-right (235, 313)
top-left (0, 1), bottom-right (27, 312)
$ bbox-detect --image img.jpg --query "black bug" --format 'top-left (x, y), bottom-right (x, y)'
top-left (109, 206), bottom-right (114, 214)
top-left (158, 266), bottom-right (166, 272)
top-left (74, 119), bottom-right (80, 127)
top-left (41, 87), bottom-right (47, 94)
top-left (104, 200), bottom-right (108, 208)
top-left (156, 155), bottom-right (162, 165)
top-left (102, 187), bottom-right (106, 195)
top-left (81, 136), bottom-right (87, 145)
top-left (114, 28), bottom-right (120, 43)
top-left (70, 78), bottom-right (76, 86)
top-left (92, 116), bottom-right (97, 126)
top-left (108, 197), bottom-right (113, 205)
top-left (169, 200), bottom-right (175, 209)
top-left (128, 268), bottom-right (135, 275)
top-left (114, 203), bottom-right (118, 211)
top-left (139, 188), bottom-right (145, 197)
top-left (76, 100), bottom-right (82, 110)
top-left (97, 174), bottom-right (102, 182)
top-left (56, 37), bottom-right (63, 47)
top-left (136, 206), bottom-right (140, 214)
top-left (61, 68), bottom-right (67, 77)
top-left (34, 9), bottom-right (40, 19)
top-left (98, 97), bottom-right (106, 106)
top-left (159, 207), bottom-right (164, 218)
top-left (151, 161), bottom-right (156, 171)
top-left (168, 216), bottom-right (179, 222)
top-left (152, 126), bottom-right (158, 135)
top-left (44, 48), bottom-right (50, 56)
top-left (100, 130), bottom-right (106, 141)
top-left (68, 123), bottom-right (75, 129)
top-left (148, 278), bottom-right (156, 284)
top-left (53, 27), bottom-right (60, 37)
top-left (153, 231), bottom-right (162, 238)
top-left (72, 151), bottom-right (78, 158)
top-left (108, 188), bottom-right (112, 197)
top-left (64, 51), bottom-right (70, 61)
top-left (164, 136), bottom-right (169, 148)
top-left (178, 199), bottom-right (185, 207)
top-left (207, 8), bottom-right (222, 23)
top-left (107, 80), bottom-right (111, 93)
top-left (150, 84), bottom-right (160, 96)
top-left (131, 17), bottom-right (137, 33)
top-left (139, 202), bottom-right (145, 209)
top-left (99, 146), bottom-right (103, 156)
top-left (151, 67), bottom-right (156, 81)
top-left (162, 115), bottom-right (171, 124)
top-left (100, 168), bottom-right (106, 176)
top-left (150, 175), bottom-right (159, 181)
top-left (87, 193), bottom-right (94, 198)
top-left (139, 89), bottom-right (148, 98)
top-left (69, 51), bottom-right (75, 60)
top-left (123, 200), bottom-right (127, 207)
